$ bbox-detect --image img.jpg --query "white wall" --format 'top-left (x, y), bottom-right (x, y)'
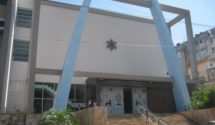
top-left (7, 62), bottom-right (28, 113)
top-left (18, 0), bottom-right (34, 10)
top-left (35, 75), bottom-right (86, 85)
top-left (14, 27), bottom-right (31, 41)
top-left (7, 0), bottom-right (34, 112)
top-left (36, 4), bottom-right (168, 79)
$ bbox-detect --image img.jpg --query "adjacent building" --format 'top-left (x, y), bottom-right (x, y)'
top-left (0, 0), bottom-right (193, 115)
top-left (177, 28), bottom-right (215, 82)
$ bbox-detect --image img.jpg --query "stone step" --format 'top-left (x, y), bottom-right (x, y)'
top-left (108, 114), bottom-right (141, 119)
top-left (161, 114), bottom-right (198, 125)
top-left (107, 114), bottom-right (148, 125)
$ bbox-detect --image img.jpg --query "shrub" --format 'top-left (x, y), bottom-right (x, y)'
top-left (38, 109), bottom-right (79, 125)
top-left (191, 85), bottom-right (215, 109)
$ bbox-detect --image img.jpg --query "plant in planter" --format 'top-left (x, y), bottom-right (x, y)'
top-left (38, 109), bottom-right (79, 125)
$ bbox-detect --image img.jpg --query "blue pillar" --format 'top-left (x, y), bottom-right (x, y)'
top-left (149, 0), bottom-right (190, 112)
top-left (53, 0), bottom-right (92, 111)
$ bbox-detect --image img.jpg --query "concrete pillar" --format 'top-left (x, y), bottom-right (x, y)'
top-left (27, 0), bottom-right (42, 113)
top-left (0, 0), bottom-right (18, 113)
top-left (185, 12), bottom-right (199, 80)
top-left (53, 0), bottom-right (92, 111)
top-left (150, 0), bottom-right (190, 112)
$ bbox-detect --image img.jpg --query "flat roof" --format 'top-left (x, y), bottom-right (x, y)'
top-left (42, 0), bottom-right (154, 24)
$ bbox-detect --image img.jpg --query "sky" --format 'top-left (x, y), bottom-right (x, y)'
top-left (52, 0), bottom-right (215, 44)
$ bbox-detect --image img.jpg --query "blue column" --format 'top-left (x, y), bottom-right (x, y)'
top-left (53, 0), bottom-right (92, 111)
top-left (149, 0), bottom-right (190, 112)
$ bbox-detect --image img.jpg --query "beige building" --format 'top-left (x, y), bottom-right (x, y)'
top-left (177, 28), bottom-right (215, 82)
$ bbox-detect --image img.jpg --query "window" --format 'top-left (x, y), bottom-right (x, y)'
top-left (68, 85), bottom-right (86, 110)
top-left (16, 9), bottom-right (32, 28)
top-left (212, 48), bottom-right (215, 53)
top-left (13, 40), bottom-right (29, 62)
top-left (211, 39), bottom-right (213, 43)
top-left (0, 19), bottom-right (5, 28)
top-left (0, 0), bottom-right (7, 5)
top-left (34, 82), bottom-right (58, 113)
top-left (195, 42), bottom-right (198, 46)
top-left (34, 83), bottom-right (86, 113)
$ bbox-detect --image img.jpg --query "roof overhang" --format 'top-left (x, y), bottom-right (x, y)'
top-left (35, 68), bottom-right (173, 83)
top-left (113, 0), bottom-right (190, 27)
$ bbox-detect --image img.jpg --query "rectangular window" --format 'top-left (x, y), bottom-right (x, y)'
top-left (34, 82), bottom-right (86, 113)
top-left (16, 9), bottom-right (32, 28)
top-left (210, 38), bottom-right (213, 43)
top-left (34, 82), bottom-right (58, 113)
top-left (13, 40), bottom-right (29, 62)
top-left (0, 19), bottom-right (5, 28)
top-left (212, 48), bottom-right (215, 53)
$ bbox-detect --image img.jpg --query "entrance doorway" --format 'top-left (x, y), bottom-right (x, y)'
top-left (123, 88), bottom-right (132, 113)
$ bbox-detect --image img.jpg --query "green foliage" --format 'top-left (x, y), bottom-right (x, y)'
top-left (38, 109), bottom-right (79, 125)
top-left (191, 85), bottom-right (215, 109)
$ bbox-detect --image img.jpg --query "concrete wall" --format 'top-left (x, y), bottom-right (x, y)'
top-left (7, 62), bottom-right (28, 112)
top-left (75, 106), bottom-right (107, 125)
top-left (181, 108), bottom-right (215, 125)
top-left (18, 0), bottom-right (34, 9)
top-left (6, 0), bottom-right (34, 113)
top-left (36, 3), bottom-right (168, 81)
top-left (188, 59), bottom-right (208, 81)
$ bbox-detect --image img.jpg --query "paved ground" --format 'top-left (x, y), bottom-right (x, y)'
top-left (107, 114), bottom-right (148, 125)
top-left (160, 114), bottom-right (197, 125)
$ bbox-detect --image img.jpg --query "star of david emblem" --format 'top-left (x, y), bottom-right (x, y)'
top-left (106, 39), bottom-right (117, 51)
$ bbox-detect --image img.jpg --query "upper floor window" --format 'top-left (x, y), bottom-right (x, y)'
top-left (13, 40), bottom-right (29, 62)
top-left (211, 38), bottom-right (215, 44)
top-left (212, 48), bottom-right (215, 53)
top-left (16, 9), bottom-right (32, 28)
top-left (0, 19), bottom-right (5, 28)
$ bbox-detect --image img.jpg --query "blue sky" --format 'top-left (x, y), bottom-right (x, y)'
top-left (53, 0), bottom-right (215, 44)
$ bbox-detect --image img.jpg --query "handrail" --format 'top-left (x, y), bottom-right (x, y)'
top-left (137, 105), bottom-right (169, 125)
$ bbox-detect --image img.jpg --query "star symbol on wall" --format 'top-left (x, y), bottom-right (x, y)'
top-left (106, 39), bottom-right (117, 51)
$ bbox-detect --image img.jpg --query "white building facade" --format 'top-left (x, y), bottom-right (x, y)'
top-left (0, 0), bottom-right (193, 114)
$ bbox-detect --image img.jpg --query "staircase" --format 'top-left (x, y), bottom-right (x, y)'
top-left (160, 114), bottom-right (198, 125)
top-left (107, 114), bottom-right (148, 125)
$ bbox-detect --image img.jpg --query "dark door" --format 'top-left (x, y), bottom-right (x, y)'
top-left (123, 88), bottom-right (132, 113)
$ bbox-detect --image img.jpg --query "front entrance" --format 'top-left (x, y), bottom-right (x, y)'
top-left (100, 86), bottom-right (147, 114)
top-left (123, 88), bottom-right (132, 113)
top-left (100, 87), bottom-right (124, 114)
top-left (133, 88), bottom-right (147, 113)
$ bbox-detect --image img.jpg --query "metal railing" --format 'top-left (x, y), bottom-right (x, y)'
top-left (137, 105), bottom-right (169, 125)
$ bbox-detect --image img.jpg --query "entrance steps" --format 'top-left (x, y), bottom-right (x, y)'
top-left (107, 114), bottom-right (148, 125)
top-left (160, 114), bottom-right (198, 125)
